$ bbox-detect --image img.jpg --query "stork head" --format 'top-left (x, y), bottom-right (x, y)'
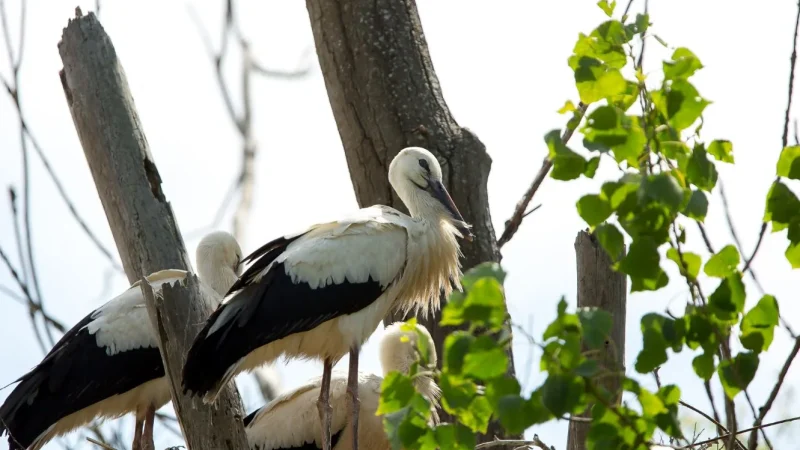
top-left (388, 147), bottom-right (473, 241)
top-left (379, 322), bottom-right (441, 414)
top-left (196, 231), bottom-right (243, 296)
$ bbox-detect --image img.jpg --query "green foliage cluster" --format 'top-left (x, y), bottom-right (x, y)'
top-left (379, 1), bottom-right (798, 449)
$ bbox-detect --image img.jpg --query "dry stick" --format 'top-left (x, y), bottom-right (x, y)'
top-left (0, 0), bottom-right (54, 349)
top-left (58, 9), bottom-right (250, 449)
top-left (745, 0), bottom-right (800, 274)
top-left (8, 188), bottom-right (29, 287)
top-left (748, 336), bottom-right (800, 450)
top-left (475, 435), bottom-right (552, 450)
top-left (497, 103), bottom-right (588, 249)
top-left (187, 0), bottom-right (310, 245)
top-left (682, 416), bottom-right (800, 450)
top-left (719, 180), bottom-right (765, 295)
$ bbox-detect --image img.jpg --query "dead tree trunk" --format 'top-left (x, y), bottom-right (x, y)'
top-left (305, 0), bottom-right (515, 441)
top-left (567, 230), bottom-right (627, 450)
top-left (58, 9), bottom-right (249, 450)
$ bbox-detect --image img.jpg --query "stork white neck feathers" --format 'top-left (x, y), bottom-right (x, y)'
top-left (195, 231), bottom-right (243, 296)
top-left (387, 148), bottom-right (471, 317)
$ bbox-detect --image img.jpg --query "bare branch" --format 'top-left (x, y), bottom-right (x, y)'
top-left (748, 336), bottom-right (800, 450)
top-left (497, 103), bottom-right (588, 249)
top-left (744, 0), bottom-right (800, 273)
top-left (475, 434), bottom-right (552, 450)
top-left (679, 416), bottom-right (800, 449)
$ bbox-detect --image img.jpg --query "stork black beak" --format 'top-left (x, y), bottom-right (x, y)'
top-left (428, 179), bottom-right (474, 241)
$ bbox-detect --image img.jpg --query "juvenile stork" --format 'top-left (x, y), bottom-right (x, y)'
top-left (181, 147), bottom-right (471, 450)
top-left (0, 231), bottom-right (242, 450)
top-left (244, 322), bottom-right (440, 450)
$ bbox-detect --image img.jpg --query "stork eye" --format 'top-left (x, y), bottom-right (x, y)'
top-left (418, 159), bottom-right (430, 173)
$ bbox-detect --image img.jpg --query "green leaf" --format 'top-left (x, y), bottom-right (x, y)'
top-left (610, 81), bottom-right (640, 112)
top-left (704, 245), bottom-right (740, 278)
top-left (439, 373), bottom-right (477, 411)
top-left (575, 359), bottom-right (600, 377)
top-left (584, 156), bottom-right (601, 178)
top-left (597, 0), bottom-right (615, 16)
top-left (545, 129), bottom-right (587, 181)
top-left (777, 145), bottom-right (800, 179)
top-left (639, 173), bottom-right (684, 212)
top-left (581, 106), bottom-right (647, 166)
top-left (541, 374), bottom-right (584, 416)
top-left (558, 100), bottom-right (577, 114)
top-left (638, 389), bottom-right (667, 418)
top-left (577, 194), bottom-right (613, 227)
top-left (433, 423), bottom-right (474, 450)
top-left (740, 295), bottom-right (780, 353)
top-left (692, 352), bottom-right (715, 380)
top-left (460, 396), bottom-right (493, 433)
top-left (463, 336), bottom-right (509, 380)
top-left (683, 144), bottom-right (718, 192)
top-left (683, 189), bottom-right (709, 221)
top-left (635, 13), bottom-right (650, 34)
top-left (787, 240), bottom-right (800, 268)
top-left (617, 237), bottom-right (669, 291)
top-left (764, 181), bottom-right (800, 229)
top-left (378, 372), bottom-right (416, 415)
top-left (578, 308), bottom-right (613, 350)
top-left (709, 274), bottom-right (746, 321)
top-left (485, 377), bottom-right (521, 409)
top-left (461, 262), bottom-right (507, 287)
top-left (383, 406), bottom-right (428, 450)
top-left (663, 47), bottom-right (703, 81)
top-left (571, 57), bottom-right (627, 104)
top-left (441, 275), bottom-right (506, 331)
top-left (651, 80), bottom-right (709, 131)
top-left (707, 140), bottom-right (734, 163)
top-left (635, 314), bottom-right (672, 373)
top-left (569, 22), bottom-right (629, 71)
top-left (718, 352), bottom-right (759, 399)
top-left (594, 223), bottom-right (625, 261)
top-left (496, 395), bottom-right (546, 435)
top-left (442, 332), bottom-right (474, 375)
top-left (666, 248), bottom-right (701, 279)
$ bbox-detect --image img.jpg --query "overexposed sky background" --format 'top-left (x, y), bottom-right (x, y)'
top-left (1, 1), bottom-right (799, 449)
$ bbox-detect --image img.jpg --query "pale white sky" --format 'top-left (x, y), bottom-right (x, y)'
top-left (1, 1), bottom-right (799, 449)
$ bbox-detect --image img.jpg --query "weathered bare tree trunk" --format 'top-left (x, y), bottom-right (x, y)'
top-left (305, 0), bottom-right (515, 441)
top-left (567, 231), bottom-right (627, 450)
top-left (58, 9), bottom-right (249, 450)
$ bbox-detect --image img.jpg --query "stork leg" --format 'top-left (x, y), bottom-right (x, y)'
top-left (316, 358), bottom-right (334, 450)
top-left (131, 410), bottom-right (144, 450)
top-left (347, 346), bottom-right (361, 450)
top-left (142, 404), bottom-right (156, 450)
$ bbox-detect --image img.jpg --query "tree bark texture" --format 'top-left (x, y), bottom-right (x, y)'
top-left (58, 10), bottom-right (249, 450)
top-left (567, 231), bottom-right (627, 450)
top-left (305, 0), bottom-right (515, 441)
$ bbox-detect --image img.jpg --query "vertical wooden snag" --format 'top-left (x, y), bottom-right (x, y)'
top-left (58, 9), bottom-right (249, 450)
top-left (304, 0), bottom-right (516, 440)
top-left (567, 230), bottom-right (627, 450)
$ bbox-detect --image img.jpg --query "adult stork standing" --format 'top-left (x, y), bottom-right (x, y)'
top-left (182, 147), bottom-right (471, 450)
top-left (0, 231), bottom-right (242, 450)
top-left (244, 322), bottom-right (440, 450)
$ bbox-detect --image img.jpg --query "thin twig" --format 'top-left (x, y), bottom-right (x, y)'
top-left (86, 437), bottom-right (119, 450)
top-left (744, 0), bottom-right (800, 273)
top-left (679, 400), bottom-right (746, 450)
top-left (748, 336), bottom-right (800, 450)
top-left (497, 103), bottom-right (588, 248)
top-left (475, 434), bottom-right (552, 450)
top-left (719, 180), bottom-right (766, 296)
top-left (9, 188), bottom-right (29, 285)
top-left (680, 416), bottom-right (800, 449)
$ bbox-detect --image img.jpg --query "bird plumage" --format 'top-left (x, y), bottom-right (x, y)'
top-left (0, 231), bottom-right (242, 450)
top-left (244, 322), bottom-right (440, 450)
top-left (182, 147), bottom-right (468, 450)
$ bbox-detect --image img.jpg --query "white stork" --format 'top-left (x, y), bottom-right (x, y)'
top-left (244, 322), bottom-right (440, 450)
top-left (0, 231), bottom-right (242, 450)
top-left (181, 147), bottom-right (471, 450)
